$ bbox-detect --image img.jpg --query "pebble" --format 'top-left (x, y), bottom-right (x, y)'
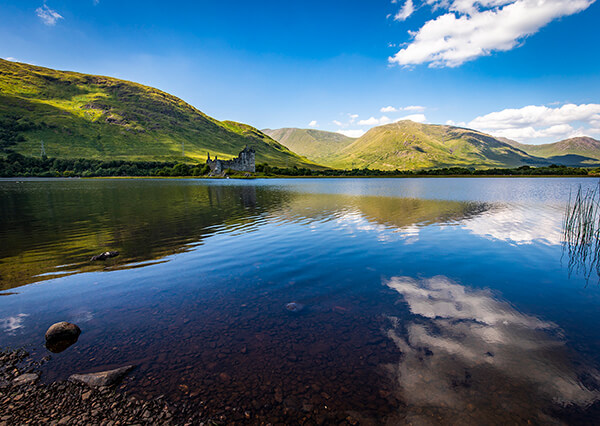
top-left (13, 374), bottom-right (39, 386)
top-left (285, 302), bottom-right (305, 313)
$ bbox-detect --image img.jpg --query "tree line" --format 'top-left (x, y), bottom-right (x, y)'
top-left (257, 164), bottom-right (591, 177)
top-left (0, 153), bottom-right (594, 178)
top-left (0, 153), bottom-right (210, 177)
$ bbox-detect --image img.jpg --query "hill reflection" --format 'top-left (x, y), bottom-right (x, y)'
top-left (1, 179), bottom-right (490, 291)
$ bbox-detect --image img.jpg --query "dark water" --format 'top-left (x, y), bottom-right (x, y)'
top-left (1, 177), bottom-right (600, 424)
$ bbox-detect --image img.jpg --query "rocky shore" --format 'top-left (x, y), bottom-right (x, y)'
top-left (0, 349), bottom-right (175, 426)
top-left (0, 348), bottom-right (368, 425)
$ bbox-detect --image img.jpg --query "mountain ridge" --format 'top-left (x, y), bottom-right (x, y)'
top-left (0, 59), bottom-right (319, 168)
top-left (501, 136), bottom-right (600, 163)
top-left (266, 123), bottom-right (600, 170)
top-left (261, 128), bottom-right (355, 164)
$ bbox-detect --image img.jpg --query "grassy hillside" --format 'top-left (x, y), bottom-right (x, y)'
top-left (0, 59), bottom-right (319, 168)
top-left (326, 121), bottom-right (546, 170)
top-left (502, 137), bottom-right (600, 164)
top-left (262, 128), bottom-right (355, 164)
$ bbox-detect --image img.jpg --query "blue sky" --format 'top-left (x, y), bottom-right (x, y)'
top-left (1, 0), bottom-right (599, 143)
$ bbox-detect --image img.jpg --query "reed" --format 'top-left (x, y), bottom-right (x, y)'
top-left (563, 182), bottom-right (600, 283)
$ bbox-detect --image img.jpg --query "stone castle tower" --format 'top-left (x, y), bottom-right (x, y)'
top-left (206, 146), bottom-right (256, 174)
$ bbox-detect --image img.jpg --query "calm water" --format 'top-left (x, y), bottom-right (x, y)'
top-left (1, 177), bottom-right (600, 424)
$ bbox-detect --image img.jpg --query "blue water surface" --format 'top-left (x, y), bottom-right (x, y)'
top-left (1, 177), bottom-right (599, 423)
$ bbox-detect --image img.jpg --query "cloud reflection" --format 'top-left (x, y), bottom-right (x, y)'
top-left (1, 313), bottom-right (29, 334)
top-left (335, 211), bottom-right (421, 243)
top-left (462, 205), bottom-right (562, 246)
top-left (385, 276), bottom-right (598, 423)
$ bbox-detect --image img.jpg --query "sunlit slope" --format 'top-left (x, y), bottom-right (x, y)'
top-left (328, 121), bottom-right (545, 170)
top-left (0, 59), bottom-right (318, 167)
top-left (263, 128), bottom-right (355, 164)
top-left (503, 137), bottom-right (600, 164)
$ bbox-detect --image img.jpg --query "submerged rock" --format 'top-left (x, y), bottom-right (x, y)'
top-left (45, 322), bottom-right (81, 353)
top-left (69, 365), bottom-right (135, 388)
top-left (285, 302), bottom-right (304, 313)
top-left (13, 373), bottom-right (39, 386)
top-left (90, 251), bottom-right (119, 261)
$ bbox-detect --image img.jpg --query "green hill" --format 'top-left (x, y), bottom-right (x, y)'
top-left (265, 122), bottom-right (599, 170)
top-left (0, 59), bottom-right (318, 168)
top-left (324, 121), bottom-right (546, 170)
top-left (262, 128), bottom-right (355, 164)
top-left (502, 136), bottom-right (600, 164)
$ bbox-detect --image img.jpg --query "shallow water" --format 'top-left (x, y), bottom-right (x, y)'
top-left (1, 177), bottom-right (600, 423)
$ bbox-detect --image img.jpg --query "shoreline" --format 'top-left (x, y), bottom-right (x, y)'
top-left (0, 348), bottom-right (367, 425)
top-left (0, 348), bottom-right (177, 425)
top-left (1, 174), bottom-right (598, 181)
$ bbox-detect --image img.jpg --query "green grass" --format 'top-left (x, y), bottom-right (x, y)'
top-left (0, 59), bottom-right (321, 168)
top-left (328, 121), bottom-right (550, 170)
top-left (265, 121), bottom-right (559, 170)
top-left (563, 183), bottom-right (600, 284)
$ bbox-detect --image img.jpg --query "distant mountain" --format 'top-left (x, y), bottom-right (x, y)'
top-left (0, 59), bottom-right (318, 168)
top-left (266, 122), bottom-right (600, 170)
top-left (324, 121), bottom-right (549, 170)
top-left (502, 136), bottom-right (600, 164)
top-left (262, 128), bottom-right (355, 164)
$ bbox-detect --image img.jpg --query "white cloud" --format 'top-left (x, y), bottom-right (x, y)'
top-left (403, 105), bottom-right (426, 112)
top-left (36, 4), bottom-right (64, 26)
top-left (349, 113), bottom-right (359, 123)
top-left (390, 0), bottom-right (596, 68)
top-left (308, 120), bottom-right (318, 127)
top-left (396, 113), bottom-right (427, 123)
top-left (337, 129), bottom-right (366, 138)
top-left (469, 103), bottom-right (600, 142)
top-left (358, 116), bottom-right (392, 126)
top-left (381, 105), bottom-right (426, 113)
top-left (394, 0), bottom-right (415, 21)
top-left (3, 57), bottom-right (18, 62)
top-left (332, 120), bottom-right (343, 126)
top-left (446, 119), bottom-right (468, 127)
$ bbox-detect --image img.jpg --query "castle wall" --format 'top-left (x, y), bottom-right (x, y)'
top-left (206, 147), bottom-right (255, 174)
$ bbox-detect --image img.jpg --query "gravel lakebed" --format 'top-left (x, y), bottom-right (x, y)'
top-left (0, 348), bottom-right (369, 425)
top-left (0, 348), bottom-right (177, 425)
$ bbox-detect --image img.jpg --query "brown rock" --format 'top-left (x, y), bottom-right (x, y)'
top-left (90, 251), bottom-right (119, 261)
top-left (45, 322), bottom-right (81, 353)
top-left (69, 365), bottom-right (135, 388)
top-left (13, 373), bottom-right (39, 386)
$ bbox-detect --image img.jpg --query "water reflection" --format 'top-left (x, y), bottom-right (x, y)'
top-left (0, 181), bottom-right (280, 290)
top-left (463, 204), bottom-right (563, 246)
top-left (0, 313), bottom-right (28, 334)
top-left (0, 180), bottom-right (491, 290)
top-left (385, 276), bottom-right (599, 424)
top-left (1, 178), bottom-right (600, 423)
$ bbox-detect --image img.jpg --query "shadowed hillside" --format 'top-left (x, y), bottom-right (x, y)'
top-left (262, 128), bottom-right (355, 164)
top-left (0, 59), bottom-right (319, 168)
top-left (502, 137), bottom-right (600, 164)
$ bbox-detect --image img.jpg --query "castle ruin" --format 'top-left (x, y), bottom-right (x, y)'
top-left (206, 146), bottom-right (255, 174)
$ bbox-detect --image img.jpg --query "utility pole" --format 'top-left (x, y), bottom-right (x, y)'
top-left (40, 140), bottom-right (46, 157)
